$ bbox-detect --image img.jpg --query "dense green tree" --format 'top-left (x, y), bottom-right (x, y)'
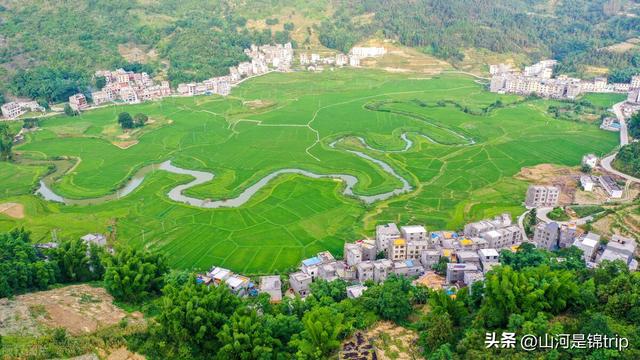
top-left (293, 306), bottom-right (344, 359)
top-left (0, 124), bottom-right (13, 161)
top-left (63, 103), bottom-right (78, 117)
top-left (22, 118), bottom-right (39, 129)
top-left (432, 256), bottom-right (449, 275)
top-left (133, 113), bottom-right (148, 128)
top-left (363, 274), bottom-right (413, 323)
top-left (10, 67), bottom-right (86, 103)
top-left (153, 280), bottom-right (240, 357)
top-left (479, 265), bottom-right (580, 328)
top-left (95, 76), bottom-right (107, 90)
top-left (309, 279), bottom-right (347, 303)
top-left (263, 313), bottom-right (303, 353)
top-left (53, 238), bottom-right (92, 283)
top-left (103, 247), bottom-right (168, 303)
top-left (216, 307), bottom-right (279, 359)
top-left (117, 112), bottom-right (134, 129)
top-left (418, 310), bottom-right (454, 354)
top-left (499, 242), bottom-right (550, 270)
top-left (0, 229), bottom-right (57, 297)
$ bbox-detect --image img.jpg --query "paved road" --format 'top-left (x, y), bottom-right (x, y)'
top-left (517, 209), bottom-right (530, 240)
top-left (536, 207), bottom-right (593, 225)
top-left (612, 101), bottom-right (629, 146)
top-left (601, 154), bottom-right (640, 183)
top-left (600, 101), bottom-right (640, 183)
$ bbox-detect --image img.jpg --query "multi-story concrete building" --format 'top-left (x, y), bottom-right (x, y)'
top-left (69, 93), bottom-right (89, 112)
top-left (573, 233), bottom-right (600, 263)
top-left (533, 221), bottom-right (560, 250)
top-left (259, 275), bottom-right (282, 302)
top-left (559, 223), bottom-right (578, 248)
top-left (631, 75), bottom-right (640, 89)
top-left (289, 272), bottom-right (312, 297)
top-left (356, 261), bottom-right (374, 282)
top-left (525, 185), bottom-right (560, 207)
top-left (344, 243), bottom-right (363, 267)
top-left (376, 223), bottom-right (401, 252)
top-left (420, 250), bottom-right (441, 269)
top-left (478, 248), bottom-right (500, 273)
top-left (482, 226), bottom-right (522, 248)
top-left (373, 259), bottom-right (393, 283)
top-left (598, 235), bottom-right (638, 270)
top-left (457, 250), bottom-right (481, 267)
top-left (400, 225), bottom-right (427, 242)
top-left (580, 175), bottom-right (595, 192)
top-left (349, 47), bottom-right (386, 58)
top-left (446, 263), bottom-right (479, 284)
top-left (1, 102), bottom-right (26, 119)
top-left (387, 238), bottom-right (407, 261)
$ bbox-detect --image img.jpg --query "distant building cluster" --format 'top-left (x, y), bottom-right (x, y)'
top-left (196, 199), bottom-right (637, 302)
top-left (1, 101), bottom-right (45, 120)
top-left (299, 46), bottom-right (386, 71)
top-left (176, 43), bottom-right (293, 97)
top-left (285, 213), bottom-right (524, 298)
top-left (91, 68), bottom-right (171, 106)
top-left (489, 60), bottom-right (637, 100)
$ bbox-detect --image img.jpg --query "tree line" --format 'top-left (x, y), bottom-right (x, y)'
top-left (2, 227), bottom-right (639, 359)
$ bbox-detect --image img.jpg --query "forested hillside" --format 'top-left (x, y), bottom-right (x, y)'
top-left (319, 0), bottom-right (640, 76)
top-left (0, 0), bottom-right (639, 105)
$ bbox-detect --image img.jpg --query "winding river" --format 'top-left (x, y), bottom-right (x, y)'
top-left (35, 130), bottom-right (473, 208)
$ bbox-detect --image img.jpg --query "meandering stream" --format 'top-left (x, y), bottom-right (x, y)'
top-left (35, 130), bottom-right (472, 208)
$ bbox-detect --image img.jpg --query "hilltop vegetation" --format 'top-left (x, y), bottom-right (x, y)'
top-left (1, 1), bottom-right (640, 103)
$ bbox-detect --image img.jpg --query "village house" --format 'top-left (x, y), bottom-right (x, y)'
top-left (525, 185), bottom-right (560, 208)
top-left (533, 221), bottom-right (560, 250)
top-left (387, 238), bottom-right (407, 261)
top-left (582, 154), bottom-right (598, 169)
top-left (580, 175), bottom-right (595, 192)
top-left (259, 275), bottom-right (282, 302)
top-left (1, 102), bottom-right (25, 119)
top-left (573, 232), bottom-right (601, 263)
top-left (375, 222), bottom-right (401, 253)
top-left (478, 248), bottom-right (500, 273)
top-left (373, 259), bottom-right (393, 283)
top-left (289, 271), bottom-right (312, 297)
top-left (598, 176), bottom-right (623, 199)
top-left (446, 263), bottom-right (480, 284)
top-left (356, 261), bottom-right (374, 282)
top-left (68, 93), bottom-right (89, 112)
top-left (81, 233), bottom-right (107, 247)
top-left (598, 235), bottom-right (638, 271)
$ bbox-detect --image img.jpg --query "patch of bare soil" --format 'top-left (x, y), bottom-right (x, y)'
top-left (7, 285), bottom-right (128, 336)
top-left (104, 347), bottom-right (146, 360)
top-left (515, 164), bottom-right (581, 205)
top-left (363, 321), bottom-right (421, 360)
top-left (0, 202), bottom-right (25, 219)
top-left (118, 43), bottom-right (157, 64)
top-left (243, 99), bottom-right (275, 110)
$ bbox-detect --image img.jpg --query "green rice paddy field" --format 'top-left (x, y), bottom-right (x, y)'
top-left (0, 69), bottom-right (620, 273)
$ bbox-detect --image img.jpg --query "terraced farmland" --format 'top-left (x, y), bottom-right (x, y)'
top-left (0, 69), bottom-right (620, 272)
